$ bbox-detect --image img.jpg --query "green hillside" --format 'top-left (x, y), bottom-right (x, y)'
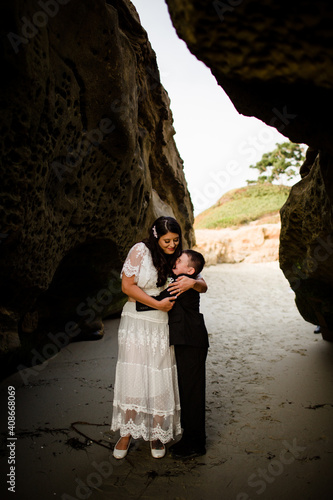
top-left (194, 184), bottom-right (290, 229)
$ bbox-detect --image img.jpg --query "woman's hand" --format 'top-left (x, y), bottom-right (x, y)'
top-left (168, 275), bottom-right (208, 296)
top-left (168, 276), bottom-right (195, 296)
top-left (158, 297), bottom-right (176, 312)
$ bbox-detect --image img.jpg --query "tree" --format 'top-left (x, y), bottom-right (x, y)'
top-left (247, 141), bottom-right (306, 184)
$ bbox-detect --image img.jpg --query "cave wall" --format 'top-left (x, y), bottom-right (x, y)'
top-left (0, 0), bottom-right (194, 369)
top-left (280, 150), bottom-right (333, 339)
top-left (165, 0), bottom-right (333, 338)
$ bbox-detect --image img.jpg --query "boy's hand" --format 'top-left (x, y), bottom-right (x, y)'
top-left (168, 276), bottom-right (196, 296)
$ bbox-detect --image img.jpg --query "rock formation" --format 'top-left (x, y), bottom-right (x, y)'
top-left (280, 151), bottom-right (333, 340)
top-left (195, 221), bottom-right (280, 266)
top-left (166, 0), bottom-right (333, 339)
top-left (0, 0), bottom-right (194, 373)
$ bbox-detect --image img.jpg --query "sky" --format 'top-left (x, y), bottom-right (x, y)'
top-left (131, 0), bottom-right (295, 216)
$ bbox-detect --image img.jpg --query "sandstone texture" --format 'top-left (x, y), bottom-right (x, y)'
top-left (280, 151), bottom-right (333, 340)
top-left (0, 0), bottom-right (194, 371)
top-left (195, 223), bottom-right (280, 266)
top-left (166, 0), bottom-right (333, 338)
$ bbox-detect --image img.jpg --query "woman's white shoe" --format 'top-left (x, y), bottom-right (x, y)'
top-left (113, 437), bottom-right (131, 459)
top-left (150, 440), bottom-right (166, 459)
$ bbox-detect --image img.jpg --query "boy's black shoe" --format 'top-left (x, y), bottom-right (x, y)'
top-left (169, 440), bottom-right (206, 459)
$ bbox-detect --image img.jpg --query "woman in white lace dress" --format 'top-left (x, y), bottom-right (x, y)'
top-left (111, 216), bottom-right (182, 459)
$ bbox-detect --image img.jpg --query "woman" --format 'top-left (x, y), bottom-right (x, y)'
top-left (111, 216), bottom-right (183, 459)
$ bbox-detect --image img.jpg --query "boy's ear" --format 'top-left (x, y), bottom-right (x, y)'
top-left (188, 266), bottom-right (196, 276)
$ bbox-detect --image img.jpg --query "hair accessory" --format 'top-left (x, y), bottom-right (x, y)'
top-left (152, 226), bottom-right (158, 238)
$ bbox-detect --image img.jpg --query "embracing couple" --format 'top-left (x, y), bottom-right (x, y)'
top-left (110, 216), bottom-right (209, 460)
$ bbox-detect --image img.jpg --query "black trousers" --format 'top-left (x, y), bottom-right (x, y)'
top-left (174, 344), bottom-right (208, 448)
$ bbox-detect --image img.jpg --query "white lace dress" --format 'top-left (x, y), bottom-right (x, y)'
top-left (110, 242), bottom-right (181, 443)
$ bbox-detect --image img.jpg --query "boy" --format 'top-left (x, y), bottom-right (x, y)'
top-left (167, 249), bottom-right (209, 459)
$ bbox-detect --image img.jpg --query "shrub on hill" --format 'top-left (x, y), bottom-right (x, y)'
top-left (194, 184), bottom-right (290, 229)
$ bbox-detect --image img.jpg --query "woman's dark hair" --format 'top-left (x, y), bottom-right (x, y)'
top-left (143, 216), bottom-right (183, 287)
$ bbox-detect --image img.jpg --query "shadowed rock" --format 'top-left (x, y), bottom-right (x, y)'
top-left (0, 0), bottom-right (194, 372)
top-left (280, 151), bottom-right (333, 339)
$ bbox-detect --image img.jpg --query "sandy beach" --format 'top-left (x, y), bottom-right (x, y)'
top-left (1, 262), bottom-right (333, 500)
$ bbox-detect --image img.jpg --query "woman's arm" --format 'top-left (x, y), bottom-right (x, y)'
top-left (122, 275), bottom-right (175, 312)
top-left (192, 276), bottom-right (208, 293)
top-left (168, 275), bottom-right (208, 296)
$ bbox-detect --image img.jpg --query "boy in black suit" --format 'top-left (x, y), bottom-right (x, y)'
top-left (167, 249), bottom-right (209, 459)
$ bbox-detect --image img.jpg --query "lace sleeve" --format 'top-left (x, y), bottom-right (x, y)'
top-left (120, 242), bottom-right (146, 283)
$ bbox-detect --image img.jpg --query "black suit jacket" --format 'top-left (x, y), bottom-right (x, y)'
top-left (168, 274), bottom-right (209, 348)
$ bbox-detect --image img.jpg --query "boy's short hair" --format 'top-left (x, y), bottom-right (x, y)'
top-left (183, 249), bottom-right (205, 276)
